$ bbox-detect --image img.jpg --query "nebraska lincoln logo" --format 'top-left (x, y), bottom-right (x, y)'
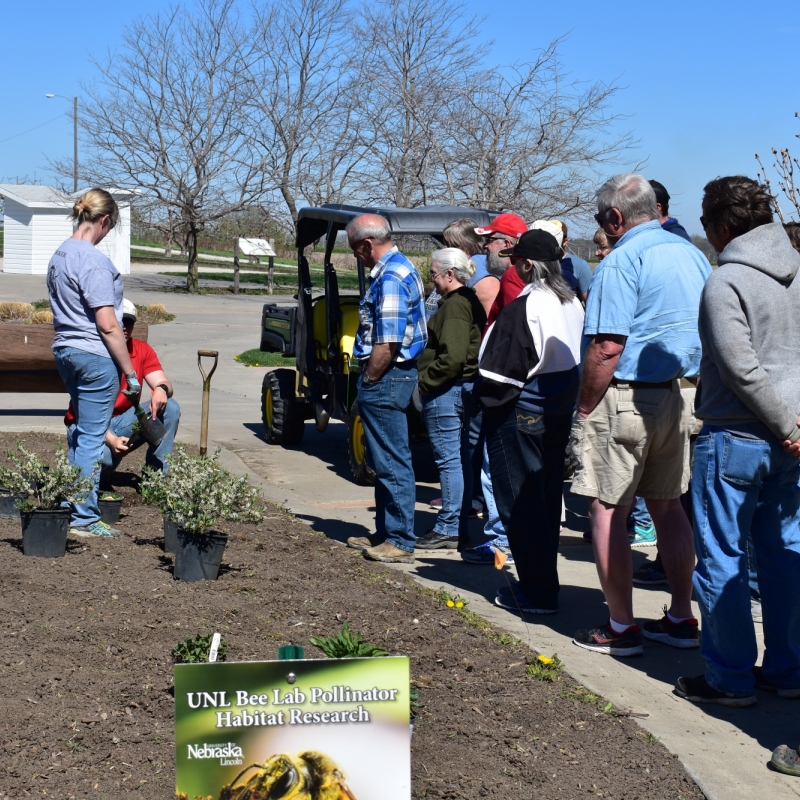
top-left (187, 742), bottom-right (243, 765)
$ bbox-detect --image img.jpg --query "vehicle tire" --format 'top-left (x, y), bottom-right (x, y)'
top-left (262, 369), bottom-right (306, 446)
top-left (348, 400), bottom-right (376, 486)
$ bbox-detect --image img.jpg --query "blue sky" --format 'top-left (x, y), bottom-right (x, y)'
top-left (2, 0), bottom-right (798, 235)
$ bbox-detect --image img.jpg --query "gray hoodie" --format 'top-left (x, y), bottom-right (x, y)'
top-left (695, 222), bottom-right (800, 442)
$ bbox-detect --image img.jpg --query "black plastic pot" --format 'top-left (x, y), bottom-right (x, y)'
top-left (136, 411), bottom-right (168, 447)
top-left (98, 494), bottom-right (122, 525)
top-left (173, 529), bottom-right (228, 581)
top-left (20, 508), bottom-right (70, 558)
top-left (0, 491), bottom-right (26, 518)
top-left (163, 517), bottom-right (180, 554)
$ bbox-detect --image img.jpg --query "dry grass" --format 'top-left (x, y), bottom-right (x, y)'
top-left (0, 302), bottom-right (34, 321)
top-left (135, 303), bottom-right (175, 324)
top-left (30, 309), bottom-right (54, 324)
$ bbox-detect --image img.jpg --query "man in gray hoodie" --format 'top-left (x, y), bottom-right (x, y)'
top-left (675, 176), bottom-right (800, 707)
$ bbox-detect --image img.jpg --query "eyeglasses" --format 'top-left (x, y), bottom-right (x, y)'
top-left (349, 237), bottom-right (372, 251)
top-left (483, 234), bottom-right (507, 245)
top-left (594, 210), bottom-right (607, 226)
top-left (700, 216), bottom-right (709, 230)
top-left (429, 268), bottom-right (450, 280)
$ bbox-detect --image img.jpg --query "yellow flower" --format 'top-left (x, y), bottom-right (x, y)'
top-left (537, 655), bottom-right (554, 665)
top-left (446, 600), bottom-right (455, 607)
top-left (455, 601), bottom-right (464, 608)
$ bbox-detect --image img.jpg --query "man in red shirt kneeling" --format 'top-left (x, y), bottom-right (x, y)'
top-left (64, 299), bottom-right (180, 485)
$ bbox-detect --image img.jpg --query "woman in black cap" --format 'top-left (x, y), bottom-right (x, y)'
top-left (475, 229), bottom-right (585, 614)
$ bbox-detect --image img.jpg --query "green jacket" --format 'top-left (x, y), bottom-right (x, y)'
top-left (418, 286), bottom-right (487, 393)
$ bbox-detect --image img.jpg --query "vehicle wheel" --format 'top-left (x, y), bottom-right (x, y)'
top-left (262, 369), bottom-right (306, 446)
top-left (348, 400), bottom-right (375, 485)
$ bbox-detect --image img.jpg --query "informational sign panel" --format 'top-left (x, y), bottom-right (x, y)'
top-left (236, 237), bottom-right (276, 257)
top-left (175, 657), bottom-right (410, 799)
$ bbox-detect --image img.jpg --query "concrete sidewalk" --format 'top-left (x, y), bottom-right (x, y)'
top-left (2, 268), bottom-right (799, 800)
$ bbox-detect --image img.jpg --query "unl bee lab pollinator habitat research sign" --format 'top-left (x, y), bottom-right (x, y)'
top-left (174, 656), bottom-right (410, 799)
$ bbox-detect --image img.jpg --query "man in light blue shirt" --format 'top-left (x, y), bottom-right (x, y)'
top-left (570, 173), bottom-right (711, 658)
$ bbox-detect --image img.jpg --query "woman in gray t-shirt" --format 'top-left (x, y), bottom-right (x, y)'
top-left (48, 188), bottom-right (140, 537)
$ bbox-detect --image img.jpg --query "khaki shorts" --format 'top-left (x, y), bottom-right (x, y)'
top-left (570, 381), bottom-right (694, 506)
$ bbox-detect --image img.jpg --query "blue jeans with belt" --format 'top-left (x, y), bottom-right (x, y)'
top-left (54, 346), bottom-right (119, 527)
top-left (421, 383), bottom-right (470, 538)
top-left (357, 362), bottom-right (418, 552)
top-left (692, 427), bottom-right (800, 696)
top-left (486, 407), bottom-right (572, 610)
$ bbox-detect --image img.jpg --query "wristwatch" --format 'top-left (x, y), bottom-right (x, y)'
top-left (155, 383), bottom-right (170, 395)
top-left (362, 372), bottom-right (379, 385)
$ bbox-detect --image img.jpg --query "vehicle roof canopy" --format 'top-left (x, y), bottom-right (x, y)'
top-left (295, 203), bottom-right (500, 251)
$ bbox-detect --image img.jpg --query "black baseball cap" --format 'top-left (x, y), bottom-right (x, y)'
top-left (498, 229), bottom-right (562, 261)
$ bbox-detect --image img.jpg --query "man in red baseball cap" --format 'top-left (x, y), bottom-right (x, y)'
top-left (474, 213), bottom-right (528, 327)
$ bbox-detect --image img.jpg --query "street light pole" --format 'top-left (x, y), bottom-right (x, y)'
top-left (45, 93), bottom-right (78, 192)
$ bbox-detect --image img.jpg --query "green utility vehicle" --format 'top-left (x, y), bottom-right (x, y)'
top-left (259, 204), bottom-right (498, 484)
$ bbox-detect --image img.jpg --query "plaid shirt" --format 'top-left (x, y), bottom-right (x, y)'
top-left (353, 246), bottom-right (427, 362)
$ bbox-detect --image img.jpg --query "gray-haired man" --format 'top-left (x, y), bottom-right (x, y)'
top-left (570, 173), bottom-right (711, 657)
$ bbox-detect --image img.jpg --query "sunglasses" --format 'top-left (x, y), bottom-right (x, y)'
top-left (483, 234), bottom-right (508, 244)
top-left (700, 216), bottom-right (709, 230)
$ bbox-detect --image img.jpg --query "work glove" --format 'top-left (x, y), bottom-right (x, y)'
top-left (122, 371), bottom-right (142, 403)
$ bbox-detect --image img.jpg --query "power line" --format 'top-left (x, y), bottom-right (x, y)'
top-left (0, 113), bottom-right (68, 145)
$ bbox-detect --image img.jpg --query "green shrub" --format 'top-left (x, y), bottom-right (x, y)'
top-left (172, 633), bottom-right (228, 664)
top-left (309, 623), bottom-right (389, 658)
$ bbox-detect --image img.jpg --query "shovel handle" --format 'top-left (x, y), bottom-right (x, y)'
top-left (197, 350), bottom-right (219, 386)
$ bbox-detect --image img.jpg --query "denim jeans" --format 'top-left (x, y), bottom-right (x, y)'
top-left (692, 428), bottom-right (800, 695)
top-left (422, 384), bottom-right (469, 538)
top-left (481, 444), bottom-right (508, 546)
top-left (486, 407), bottom-right (572, 608)
top-left (67, 398), bottom-right (181, 477)
top-left (627, 496), bottom-right (653, 530)
top-left (357, 363), bottom-right (418, 552)
top-left (54, 346), bottom-right (120, 527)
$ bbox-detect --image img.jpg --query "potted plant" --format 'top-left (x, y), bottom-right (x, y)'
top-left (98, 492), bottom-right (123, 524)
top-left (139, 446), bottom-right (263, 581)
top-left (0, 444), bottom-right (94, 557)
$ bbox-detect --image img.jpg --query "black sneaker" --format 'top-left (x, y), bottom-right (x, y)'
top-left (642, 606), bottom-right (700, 649)
top-left (573, 622), bottom-right (643, 657)
top-left (674, 675), bottom-right (756, 707)
top-left (494, 587), bottom-right (557, 615)
top-left (414, 530), bottom-right (460, 550)
top-left (632, 561), bottom-right (668, 586)
top-left (752, 666), bottom-right (800, 698)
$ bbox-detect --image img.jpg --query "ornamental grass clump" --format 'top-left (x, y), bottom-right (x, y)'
top-left (139, 445), bottom-right (263, 534)
top-left (0, 444), bottom-right (94, 511)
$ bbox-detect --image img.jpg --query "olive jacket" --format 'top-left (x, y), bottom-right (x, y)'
top-left (417, 286), bottom-right (486, 394)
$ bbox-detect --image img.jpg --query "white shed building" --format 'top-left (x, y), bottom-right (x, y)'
top-left (0, 184), bottom-right (132, 275)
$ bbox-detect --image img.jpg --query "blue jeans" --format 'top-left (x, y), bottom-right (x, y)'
top-left (481, 444), bottom-right (508, 546)
top-left (54, 346), bottom-right (120, 527)
top-left (692, 428), bottom-right (800, 695)
top-left (357, 363), bottom-right (418, 552)
top-left (486, 408), bottom-right (572, 608)
top-left (422, 384), bottom-right (470, 538)
top-left (67, 398), bottom-right (181, 477)
top-left (628, 496), bottom-right (653, 530)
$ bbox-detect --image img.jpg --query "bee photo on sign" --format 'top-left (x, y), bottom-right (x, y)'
top-left (174, 657), bottom-right (410, 800)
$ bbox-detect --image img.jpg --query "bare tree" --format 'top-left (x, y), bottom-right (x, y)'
top-left (54, 0), bottom-right (268, 292)
top-left (756, 111), bottom-right (800, 222)
top-left (351, 0), bottom-right (482, 208)
top-left (247, 0), bottom-right (365, 232)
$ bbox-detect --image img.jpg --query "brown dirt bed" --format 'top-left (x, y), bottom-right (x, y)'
top-left (0, 432), bottom-right (704, 799)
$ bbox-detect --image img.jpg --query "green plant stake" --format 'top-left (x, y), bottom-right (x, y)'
top-left (278, 644), bottom-right (305, 660)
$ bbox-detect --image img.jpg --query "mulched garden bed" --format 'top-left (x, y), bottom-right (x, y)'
top-left (0, 432), bottom-right (704, 799)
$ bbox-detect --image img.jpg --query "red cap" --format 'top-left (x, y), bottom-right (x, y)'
top-left (474, 213), bottom-right (527, 239)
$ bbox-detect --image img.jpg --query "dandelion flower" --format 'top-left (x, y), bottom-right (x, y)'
top-left (537, 655), bottom-right (554, 665)
top-left (446, 600), bottom-right (455, 607)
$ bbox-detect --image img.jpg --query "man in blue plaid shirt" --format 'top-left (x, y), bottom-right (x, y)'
top-left (346, 213), bottom-right (427, 563)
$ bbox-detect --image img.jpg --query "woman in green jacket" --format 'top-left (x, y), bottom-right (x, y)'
top-left (415, 248), bottom-right (487, 549)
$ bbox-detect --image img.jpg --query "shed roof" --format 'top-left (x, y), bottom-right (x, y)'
top-left (0, 184), bottom-right (72, 209)
top-left (0, 184), bottom-right (136, 210)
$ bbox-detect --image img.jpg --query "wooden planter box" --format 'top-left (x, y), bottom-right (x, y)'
top-left (0, 322), bottom-right (148, 393)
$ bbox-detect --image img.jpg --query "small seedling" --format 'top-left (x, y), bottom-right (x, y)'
top-left (172, 633), bottom-right (228, 664)
top-left (526, 653), bottom-right (564, 683)
top-left (432, 587), bottom-right (466, 608)
top-left (309, 622), bottom-right (388, 658)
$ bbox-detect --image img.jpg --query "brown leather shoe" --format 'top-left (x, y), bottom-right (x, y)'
top-left (363, 542), bottom-right (415, 563)
top-left (346, 534), bottom-right (382, 551)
